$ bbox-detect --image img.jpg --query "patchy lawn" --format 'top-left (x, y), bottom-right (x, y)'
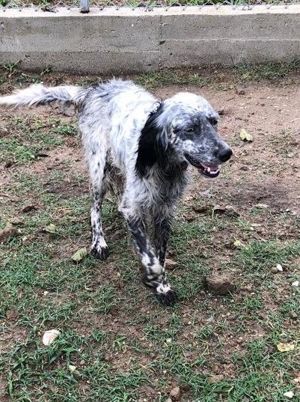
top-left (0, 64), bottom-right (299, 401)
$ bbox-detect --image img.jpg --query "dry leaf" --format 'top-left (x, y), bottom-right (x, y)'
top-left (71, 247), bottom-right (88, 262)
top-left (42, 329), bottom-right (60, 346)
top-left (240, 129), bottom-right (253, 142)
top-left (277, 342), bottom-right (295, 352)
top-left (254, 203), bottom-right (269, 209)
top-left (169, 386), bottom-right (181, 400)
top-left (44, 224), bottom-right (57, 234)
top-left (233, 240), bottom-right (245, 249)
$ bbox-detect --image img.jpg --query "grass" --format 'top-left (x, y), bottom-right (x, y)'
top-left (0, 66), bottom-right (300, 401)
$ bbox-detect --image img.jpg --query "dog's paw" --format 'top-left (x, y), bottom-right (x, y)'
top-left (91, 246), bottom-right (109, 260)
top-left (155, 288), bottom-right (178, 306)
top-left (154, 282), bottom-right (178, 306)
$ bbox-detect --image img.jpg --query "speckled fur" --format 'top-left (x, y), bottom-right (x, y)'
top-left (0, 79), bottom-right (232, 306)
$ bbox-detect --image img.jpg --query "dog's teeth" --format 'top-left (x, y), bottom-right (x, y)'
top-left (206, 167), bottom-right (210, 173)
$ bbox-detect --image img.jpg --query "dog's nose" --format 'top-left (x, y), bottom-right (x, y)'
top-left (218, 147), bottom-right (232, 162)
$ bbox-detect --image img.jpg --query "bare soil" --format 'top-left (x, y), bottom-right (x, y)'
top-left (0, 71), bottom-right (299, 401)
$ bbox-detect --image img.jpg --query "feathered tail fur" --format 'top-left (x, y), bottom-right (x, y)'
top-left (0, 84), bottom-right (86, 107)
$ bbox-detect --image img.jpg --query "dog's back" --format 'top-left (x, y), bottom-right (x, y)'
top-left (78, 80), bottom-right (158, 173)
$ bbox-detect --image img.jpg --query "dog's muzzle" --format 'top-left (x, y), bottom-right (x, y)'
top-left (184, 148), bottom-right (232, 178)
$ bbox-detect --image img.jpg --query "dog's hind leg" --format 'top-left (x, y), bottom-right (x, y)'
top-left (85, 135), bottom-right (109, 260)
top-left (120, 203), bottom-right (177, 306)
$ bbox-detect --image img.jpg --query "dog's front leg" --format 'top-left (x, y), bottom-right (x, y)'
top-left (121, 209), bottom-right (177, 306)
top-left (153, 212), bottom-right (173, 266)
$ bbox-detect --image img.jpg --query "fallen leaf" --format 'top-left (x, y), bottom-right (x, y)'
top-left (71, 247), bottom-right (88, 262)
top-left (169, 386), bottom-right (181, 400)
top-left (44, 224), bottom-right (57, 234)
top-left (165, 258), bottom-right (177, 270)
top-left (277, 342), bottom-right (295, 352)
top-left (42, 329), bottom-right (60, 346)
top-left (240, 129), bottom-right (253, 142)
top-left (254, 203), bottom-right (269, 209)
top-left (233, 240), bottom-right (245, 249)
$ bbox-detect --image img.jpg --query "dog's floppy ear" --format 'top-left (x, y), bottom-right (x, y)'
top-left (136, 102), bottom-right (169, 177)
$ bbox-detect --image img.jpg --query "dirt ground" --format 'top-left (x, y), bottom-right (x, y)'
top-left (0, 67), bottom-right (299, 401)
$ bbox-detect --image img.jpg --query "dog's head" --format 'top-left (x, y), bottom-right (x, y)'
top-left (136, 92), bottom-right (232, 178)
top-left (156, 92), bottom-right (232, 178)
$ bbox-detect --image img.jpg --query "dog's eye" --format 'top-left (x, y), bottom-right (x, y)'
top-left (208, 117), bottom-right (218, 126)
top-left (185, 127), bottom-right (195, 133)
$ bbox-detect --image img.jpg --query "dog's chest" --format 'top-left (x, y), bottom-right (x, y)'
top-left (138, 170), bottom-right (187, 209)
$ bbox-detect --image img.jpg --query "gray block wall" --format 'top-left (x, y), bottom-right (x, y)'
top-left (0, 6), bottom-right (299, 73)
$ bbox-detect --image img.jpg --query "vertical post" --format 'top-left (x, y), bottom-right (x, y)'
top-left (80, 0), bottom-right (89, 13)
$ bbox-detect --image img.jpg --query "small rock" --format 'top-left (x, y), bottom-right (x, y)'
top-left (276, 263), bottom-right (283, 271)
top-left (165, 258), bottom-right (177, 270)
top-left (10, 217), bottom-right (24, 226)
top-left (208, 374), bottom-right (224, 383)
top-left (236, 87), bottom-right (246, 95)
top-left (169, 386), bottom-right (181, 401)
top-left (213, 205), bottom-right (239, 218)
top-left (289, 311), bottom-right (298, 319)
top-left (5, 309), bottom-right (19, 320)
top-left (0, 224), bottom-right (18, 243)
top-left (292, 281), bottom-right (299, 287)
top-left (68, 364), bottom-right (77, 373)
top-left (36, 152), bottom-right (49, 157)
top-left (42, 329), bottom-right (60, 346)
top-left (4, 160), bottom-right (14, 168)
top-left (183, 213), bottom-right (195, 222)
top-left (203, 273), bottom-right (236, 295)
top-left (254, 203), bottom-right (269, 209)
top-left (21, 205), bottom-right (37, 213)
top-left (192, 205), bottom-right (209, 214)
top-left (271, 264), bottom-right (283, 274)
top-left (283, 391), bottom-right (294, 399)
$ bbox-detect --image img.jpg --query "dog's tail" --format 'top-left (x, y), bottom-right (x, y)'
top-left (0, 84), bottom-right (86, 107)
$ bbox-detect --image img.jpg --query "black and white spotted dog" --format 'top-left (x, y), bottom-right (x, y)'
top-left (0, 79), bottom-right (232, 305)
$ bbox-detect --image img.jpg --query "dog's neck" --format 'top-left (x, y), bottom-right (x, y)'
top-left (136, 101), bottom-right (187, 179)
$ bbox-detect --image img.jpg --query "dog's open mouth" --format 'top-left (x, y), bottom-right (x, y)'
top-left (198, 163), bottom-right (220, 178)
top-left (185, 154), bottom-right (220, 178)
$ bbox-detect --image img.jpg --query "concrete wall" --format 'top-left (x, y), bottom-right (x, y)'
top-left (0, 5), bottom-right (299, 73)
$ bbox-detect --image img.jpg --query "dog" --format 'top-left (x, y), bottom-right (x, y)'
top-left (0, 79), bottom-right (232, 305)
